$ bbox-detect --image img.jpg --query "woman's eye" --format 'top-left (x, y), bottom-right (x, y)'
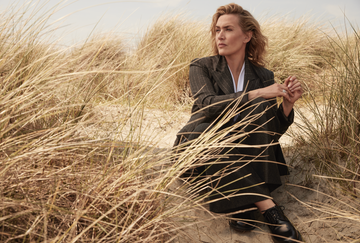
top-left (226, 28), bottom-right (232, 31)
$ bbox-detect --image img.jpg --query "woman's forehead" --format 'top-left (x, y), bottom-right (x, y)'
top-left (216, 14), bottom-right (240, 27)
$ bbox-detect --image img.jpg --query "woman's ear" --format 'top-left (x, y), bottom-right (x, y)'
top-left (244, 31), bottom-right (253, 43)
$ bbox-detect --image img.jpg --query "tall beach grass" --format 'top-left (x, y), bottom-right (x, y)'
top-left (289, 21), bottom-right (360, 239)
top-left (0, 2), bottom-right (228, 242)
top-left (1, 0), bottom-right (360, 242)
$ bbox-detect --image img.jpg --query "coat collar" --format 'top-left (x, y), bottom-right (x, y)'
top-left (212, 55), bottom-right (260, 94)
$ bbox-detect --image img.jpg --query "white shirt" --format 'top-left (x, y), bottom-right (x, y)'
top-left (228, 62), bottom-right (245, 93)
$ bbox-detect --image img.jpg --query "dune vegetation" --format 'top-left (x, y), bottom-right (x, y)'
top-left (0, 1), bottom-right (359, 242)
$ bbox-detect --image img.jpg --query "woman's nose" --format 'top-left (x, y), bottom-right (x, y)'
top-left (217, 30), bottom-right (225, 39)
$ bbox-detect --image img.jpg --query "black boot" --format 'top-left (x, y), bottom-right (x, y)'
top-left (229, 210), bottom-right (256, 232)
top-left (263, 205), bottom-right (303, 243)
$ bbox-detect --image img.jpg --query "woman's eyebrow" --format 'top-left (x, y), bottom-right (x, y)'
top-left (216, 24), bottom-right (233, 28)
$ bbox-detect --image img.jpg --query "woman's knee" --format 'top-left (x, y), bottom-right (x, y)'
top-left (188, 123), bottom-right (212, 140)
top-left (251, 97), bottom-right (270, 108)
top-left (248, 97), bottom-right (276, 115)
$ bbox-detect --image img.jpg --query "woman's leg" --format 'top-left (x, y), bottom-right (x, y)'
top-left (230, 199), bottom-right (276, 233)
top-left (254, 199), bottom-right (276, 212)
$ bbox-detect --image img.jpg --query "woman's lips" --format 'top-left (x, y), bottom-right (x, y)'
top-left (218, 43), bottom-right (226, 48)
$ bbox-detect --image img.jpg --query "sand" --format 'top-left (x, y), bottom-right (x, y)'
top-left (89, 104), bottom-right (360, 243)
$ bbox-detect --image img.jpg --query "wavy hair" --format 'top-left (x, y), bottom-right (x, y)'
top-left (211, 3), bottom-right (268, 67)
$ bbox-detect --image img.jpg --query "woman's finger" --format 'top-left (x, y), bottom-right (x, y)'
top-left (289, 83), bottom-right (301, 92)
top-left (284, 92), bottom-right (291, 102)
top-left (289, 80), bottom-right (301, 92)
top-left (286, 76), bottom-right (297, 89)
top-left (284, 76), bottom-right (291, 87)
top-left (280, 84), bottom-right (294, 97)
top-left (291, 86), bottom-right (302, 92)
top-left (289, 75), bottom-right (297, 82)
top-left (279, 85), bottom-right (293, 98)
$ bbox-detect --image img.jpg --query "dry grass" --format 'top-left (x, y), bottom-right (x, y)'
top-left (0, 3), bottom-right (220, 242)
top-left (1, 0), bottom-right (360, 242)
top-left (290, 22), bottom-right (360, 238)
top-left (122, 14), bottom-right (212, 106)
top-left (262, 16), bottom-right (332, 87)
top-left (293, 25), bottom-right (360, 180)
top-left (0, 2), bottom-right (177, 242)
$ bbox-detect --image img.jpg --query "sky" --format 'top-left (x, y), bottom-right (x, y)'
top-left (0, 0), bottom-right (359, 46)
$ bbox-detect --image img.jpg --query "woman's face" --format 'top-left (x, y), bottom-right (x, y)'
top-left (215, 14), bottom-right (251, 58)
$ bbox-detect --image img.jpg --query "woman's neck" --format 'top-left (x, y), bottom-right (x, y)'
top-left (225, 52), bottom-right (245, 83)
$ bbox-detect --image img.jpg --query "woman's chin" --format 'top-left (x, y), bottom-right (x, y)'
top-left (218, 50), bottom-right (227, 56)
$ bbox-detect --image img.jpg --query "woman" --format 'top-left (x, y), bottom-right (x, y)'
top-left (174, 3), bottom-right (303, 243)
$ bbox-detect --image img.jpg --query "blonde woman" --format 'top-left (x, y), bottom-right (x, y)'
top-left (174, 3), bottom-right (303, 243)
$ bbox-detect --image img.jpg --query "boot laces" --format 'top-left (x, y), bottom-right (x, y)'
top-left (267, 205), bottom-right (286, 223)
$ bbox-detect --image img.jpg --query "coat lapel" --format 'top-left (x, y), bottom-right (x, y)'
top-left (243, 58), bottom-right (261, 92)
top-left (211, 55), bottom-right (234, 94)
top-left (210, 55), bottom-right (263, 94)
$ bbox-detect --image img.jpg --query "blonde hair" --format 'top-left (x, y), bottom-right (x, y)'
top-left (211, 3), bottom-right (267, 67)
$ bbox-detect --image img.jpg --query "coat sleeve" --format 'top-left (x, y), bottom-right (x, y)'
top-left (189, 60), bottom-right (249, 119)
top-left (276, 103), bottom-right (294, 136)
top-left (265, 72), bottom-right (294, 139)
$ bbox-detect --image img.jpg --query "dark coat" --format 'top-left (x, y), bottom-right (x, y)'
top-left (174, 55), bottom-right (294, 213)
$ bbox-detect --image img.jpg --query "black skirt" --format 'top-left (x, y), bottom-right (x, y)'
top-left (181, 98), bottom-right (290, 213)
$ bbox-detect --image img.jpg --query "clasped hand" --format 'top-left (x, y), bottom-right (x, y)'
top-left (254, 76), bottom-right (303, 104)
